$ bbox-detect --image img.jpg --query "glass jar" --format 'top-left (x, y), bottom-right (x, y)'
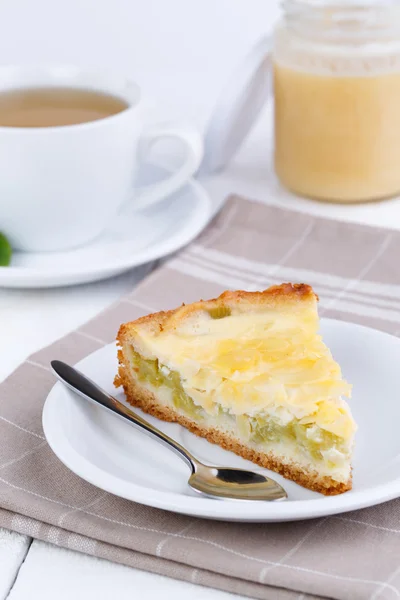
top-left (272, 0), bottom-right (400, 203)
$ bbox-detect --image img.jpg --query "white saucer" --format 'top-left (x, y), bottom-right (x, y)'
top-left (43, 318), bottom-right (400, 522)
top-left (0, 165), bottom-right (212, 288)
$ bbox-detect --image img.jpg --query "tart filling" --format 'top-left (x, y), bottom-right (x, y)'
top-left (128, 347), bottom-right (353, 482)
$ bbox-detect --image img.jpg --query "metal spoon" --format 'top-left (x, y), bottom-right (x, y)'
top-left (51, 360), bottom-right (287, 502)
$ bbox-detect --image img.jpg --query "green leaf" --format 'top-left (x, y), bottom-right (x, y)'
top-left (0, 232), bottom-right (12, 266)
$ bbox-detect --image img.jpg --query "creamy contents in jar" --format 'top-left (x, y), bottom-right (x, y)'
top-left (273, 32), bottom-right (400, 203)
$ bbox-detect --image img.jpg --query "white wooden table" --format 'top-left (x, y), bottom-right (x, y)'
top-left (1, 0), bottom-right (400, 597)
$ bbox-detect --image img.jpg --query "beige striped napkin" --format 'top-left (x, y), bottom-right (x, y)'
top-left (1, 196), bottom-right (400, 600)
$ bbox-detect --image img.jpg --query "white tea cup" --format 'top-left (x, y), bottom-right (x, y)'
top-left (0, 66), bottom-right (203, 252)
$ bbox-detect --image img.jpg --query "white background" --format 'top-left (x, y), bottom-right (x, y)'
top-left (1, 0), bottom-right (400, 598)
top-left (0, 0), bottom-right (280, 124)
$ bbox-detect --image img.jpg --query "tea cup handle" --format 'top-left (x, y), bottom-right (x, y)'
top-left (134, 123), bottom-right (203, 210)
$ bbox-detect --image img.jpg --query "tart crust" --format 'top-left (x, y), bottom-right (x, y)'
top-left (115, 284), bottom-right (352, 496)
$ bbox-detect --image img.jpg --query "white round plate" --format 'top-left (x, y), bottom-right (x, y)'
top-left (0, 164), bottom-right (212, 288)
top-left (43, 319), bottom-right (400, 522)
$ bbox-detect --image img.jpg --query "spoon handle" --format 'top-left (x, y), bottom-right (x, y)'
top-left (51, 360), bottom-right (198, 472)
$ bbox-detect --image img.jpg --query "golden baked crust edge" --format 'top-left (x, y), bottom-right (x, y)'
top-left (114, 356), bottom-right (351, 497)
top-left (117, 283), bottom-right (318, 344)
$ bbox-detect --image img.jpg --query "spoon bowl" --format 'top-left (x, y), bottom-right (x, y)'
top-left (189, 465), bottom-right (287, 501)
